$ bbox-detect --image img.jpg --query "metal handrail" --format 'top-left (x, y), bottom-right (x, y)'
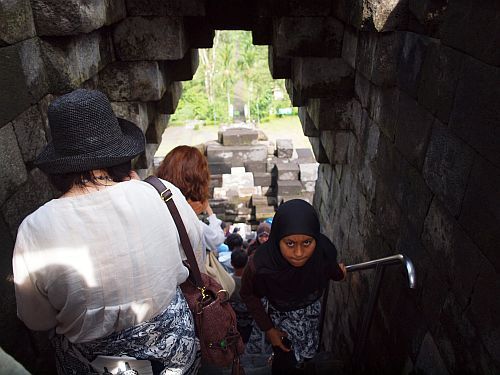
top-left (346, 254), bottom-right (417, 289)
top-left (344, 253), bottom-right (417, 372)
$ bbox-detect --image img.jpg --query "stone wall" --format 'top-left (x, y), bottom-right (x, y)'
top-left (0, 0), bottom-right (498, 373)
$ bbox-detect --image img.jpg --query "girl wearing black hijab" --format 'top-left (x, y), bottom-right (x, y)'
top-left (240, 199), bottom-right (346, 372)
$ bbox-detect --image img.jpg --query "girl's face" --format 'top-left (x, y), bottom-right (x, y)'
top-left (257, 232), bottom-right (269, 244)
top-left (279, 234), bottom-right (316, 267)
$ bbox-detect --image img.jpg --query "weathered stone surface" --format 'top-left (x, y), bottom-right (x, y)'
top-left (307, 97), bottom-right (354, 130)
top-left (157, 81), bottom-right (182, 114)
top-left (408, 0), bottom-right (448, 36)
top-left (276, 139), bottom-right (293, 158)
top-left (273, 17), bottom-right (344, 57)
top-left (309, 136), bottom-right (329, 163)
top-left (268, 46), bottom-right (291, 79)
top-left (292, 57), bottom-right (354, 98)
top-left (0, 0), bottom-right (35, 45)
top-left (208, 161), bottom-right (232, 175)
top-left (125, 0), bottom-right (205, 16)
top-left (270, 0), bottom-right (332, 16)
top-left (394, 93), bottom-right (434, 170)
top-left (299, 106), bottom-right (320, 137)
top-left (11, 105), bottom-right (47, 164)
top-left (341, 25), bottom-right (358, 69)
top-left (440, 0), bottom-right (500, 66)
top-left (417, 43), bottom-right (463, 125)
top-left (41, 30), bottom-right (114, 93)
top-left (320, 130), bottom-right (354, 165)
top-left (295, 148), bottom-right (315, 162)
top-left (423, 123), bottom-right (475, 217)
top-left (145, 114), bottom-right (169, 144)
top-left (113, 17), bottom-right (188, 61)
top-left (276, 180), bottom-right (303, 196)
top-left (244, 161), bottom-right (267, 173)
top-left (32, 0), bottom-right (126, 36)
top-left (397, 32), bottom-right (432, 98)
top-left (223, 172), bottom-right (254, 188)
top-left (285, 78), bottom-right (306, 106)
top-left (2, 168), bottom-right (55, 236)
top-left (299, 162), bottom-right (318, 181)
top-left (98, 61), bottom-right (167, 102)
top-left (276, 162), bottom-right (299, 181)
top-left (111, 101), bottom-right (150, 133)
top-left (135, 142), bottom-right (157, 170)
top-left (368, 86), bottom-right (399, 141)
top-left (255, 205), bottom-right (275, 220)
top-left (253, 172), bottom-right (272, 187)
top-left (206, 143), bottom-right (268, 165)
top-left (449, 57), bottom-right (500, 167)
top-left (219, 128), bottom-right (259, 146)
top-left (459, 158), bottom-right (500, 272)
top-left (356, 31), bottom-right (377, 81)
top-left (184, 16), bottom-right (214, 48)
top-left (0, 124), bottom-right (28, 205)
top-left (252, 17), bottom-right (273, 45)
top-left (164, 49), bottom-right (199, 82)
top-left (206, 0), bottom-right (257, 29)
top-left (0, 38), bottom-right (49, 126)
top-left (371, 31), bottom-right (405, 87)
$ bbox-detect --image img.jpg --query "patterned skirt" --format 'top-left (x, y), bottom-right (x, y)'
top-left (268, 299), bottom-right (322, 363)
top-left (51, 288), bottom-right (200, 375)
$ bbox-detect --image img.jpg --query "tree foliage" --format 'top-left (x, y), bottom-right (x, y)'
top-left (172, 31), bottom-right (292, 124)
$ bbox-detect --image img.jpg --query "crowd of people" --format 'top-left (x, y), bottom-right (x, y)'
top-left (10, 89), bottom-right (346, 375)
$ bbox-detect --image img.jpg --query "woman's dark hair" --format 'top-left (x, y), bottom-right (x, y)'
top-left (156, 145), bottom-right (210, 202)
top-left (48, 161), bottom-right (132, 193)
top-left (231, 250), bottom-right (248, 269)
top-left (225, 233), bottom-right (243, 251)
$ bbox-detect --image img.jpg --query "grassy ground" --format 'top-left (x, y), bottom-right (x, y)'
top-left (155, 116), bottom-right (311, 158)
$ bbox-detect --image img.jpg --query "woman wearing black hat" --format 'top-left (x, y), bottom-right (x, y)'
top-left (12, 89), bottom-right (204, 374)
top-left (240, 199), bottom-right (346, 374)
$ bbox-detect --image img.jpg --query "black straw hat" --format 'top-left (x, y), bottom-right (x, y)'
top-left (34, 89), bottom-right (145, 174)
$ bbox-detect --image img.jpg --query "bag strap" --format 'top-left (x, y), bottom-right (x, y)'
top-left (144, 176), bottom-right (204, 288)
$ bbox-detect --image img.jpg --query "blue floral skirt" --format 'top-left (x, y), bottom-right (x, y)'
top-left (51, 288), bottom-right (200, 375)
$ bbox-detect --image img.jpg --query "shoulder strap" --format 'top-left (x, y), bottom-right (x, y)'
top-left (144, 176), bottom-right (203, 287)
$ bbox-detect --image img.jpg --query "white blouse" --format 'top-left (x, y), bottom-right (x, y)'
top-left (12, 179), bottom-right (204, 343)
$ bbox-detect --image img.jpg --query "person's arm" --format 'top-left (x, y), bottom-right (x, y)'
top-left (330, 262), bottom-right (347, 281)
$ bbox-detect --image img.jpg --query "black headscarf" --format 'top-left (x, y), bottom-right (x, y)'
top-left (252, 199), bottom-right (341, 310)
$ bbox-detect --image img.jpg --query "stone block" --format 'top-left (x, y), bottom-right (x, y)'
top-left (299, 163), bottom-right (318, 182)
top-left (207, 144), bottom-right (268, 165)
top-left (11, 105), bottom-right (47, 164)
top-left (341, 25), bottom-right (357, 70)
top-left (440, 0), bottom-right (500, 66)
top-left (270, 0), bottom-right (332, 16)
top-left (251, 195), bottom-right (268, 206)
top-left (244, 161), bottom-right (267, 173)
top-left (145, 114), bottom-right (169, 144)
top-left (398, 32), bottom-right (432, 98)
top-left (449, 57), bottom-right (500, 167)
top-left (31, 0), bottom-right (126, 36)
top-left (276, 180), bottom-right (303, 196)
top-left (354, 71), bottom-right (371, 109)
top-left (2, 168), bottom-right (55, 236)
top-left (302, 181), bottom-right (316, 192)
top-left (98, 61), bottom-right (167, 102)
top-left (295, 148), bottom-right (315, 162)
top-left (222, 172), bottom-right (254, 188)
top-left (423, 123), bottom-right (474, 217)
top-left (0, 0), bottom-right (35, 45)
top-left (111, 101), bottom-right (150, 133)
top-left (41, 30), bottom-right (114, 93)
top-left (231, 167), bottom-right (246, 175)
top-left (252, 17), bottom-right (273, 45)
top-left (0, 38), bottom-right (49, 126)
top-left (307, 97), bottom-right (354, 130)
top-left (184, 16), bottom-right (215, 48)
top-left (113, 16), bottom-right (188, 61)
top-left (268, 46), bottom-right (291, 79)
top-left (208, 161), bottom-right (232, 175)
top-left (253, 172), bottom-right (273, 187)
top-left (267, 156), bottom-right (278, 173)
top-left (417, 43), bottom-right (463, 125)
top-left (408, 0), bottom-right (447, 36)
top-left (459, 158), bottom-right (500, 272)
top-left (219, 128), bottom-right (259, 146)
top-left (298, 107), bottom-right (319, 137)
top-left (255, 205), bottom-right (275, 220)
top-left (292, 57), bottom-right (354, 99)
top-left (135, 143), bottom-right (157, 170)
top-left (205, 0), bottom-right (257, 30)
top-left (157, 81), bottom-right (182, 114)
top-left (394, 93), bottom-right (434, 170)
top-left (320, 130), bottom-right (354, 165)
top-left (276, 139), bottom-right (293, 158)
top-left (308, 136), bottom-right (329, 163)
top-left (368, 86), bottom-right (400, 141)
top-left (0, 124), bottom-right (28, 205)
top-left (164, 49), bottom-right (199, 82)
top-left (276, 162), bottom-right (299, 181)
top-left (125, 0), bottom-right (205, 16)
top-left (371, 31), bottom-right (405, 87)
top-left (273, 17), bottom-right (344, 57)
top-left (209, 174), bottom-right (222, 188)
top-left (285, 78), bottom-right (307, 106)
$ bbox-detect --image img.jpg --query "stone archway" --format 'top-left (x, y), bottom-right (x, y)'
top-left (0, 0), bottom-right (499, 373)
